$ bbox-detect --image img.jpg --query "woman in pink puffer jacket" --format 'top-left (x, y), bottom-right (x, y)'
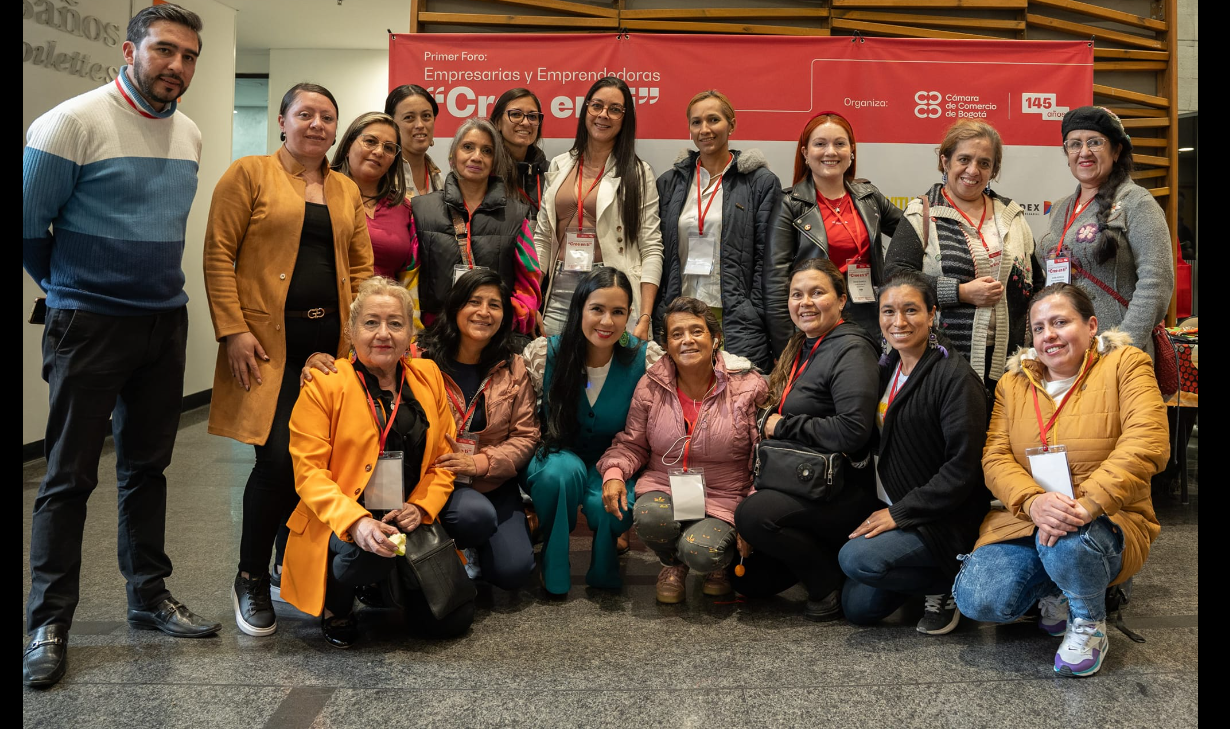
top-left (597, 297), bottom-right (767, 604)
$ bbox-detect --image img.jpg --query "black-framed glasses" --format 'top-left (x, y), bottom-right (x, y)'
top-left (505, 109), bottom-right (544, 125)
top-left (1063, 137), bottom-right (1108, 154)
top-left (586, 100), bottom-right (626, 120)
top-left (357, 134), bottom-right (400, 156)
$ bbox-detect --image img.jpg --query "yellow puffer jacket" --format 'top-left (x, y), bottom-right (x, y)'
top-left (976, 330), bottom-right (1168, 584)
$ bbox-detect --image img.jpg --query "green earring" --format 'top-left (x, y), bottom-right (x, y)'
top-left (619, 331), bottom-right (630, 347)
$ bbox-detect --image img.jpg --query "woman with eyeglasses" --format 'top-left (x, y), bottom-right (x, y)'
top-left (1035, 106), bottom-right (1173, 360)
top-left (533, 77), bottom-right (664, 340)
top-left (492, 88), bottom-right (550, 222)
top-left (203, 83), bottom-right (372, 638)
top-left (330, 112), bottom-right (416, 282)
top-left (410, 118), bottom-right (542, 339)
top-left (385, 84), bottom-right (443, 199)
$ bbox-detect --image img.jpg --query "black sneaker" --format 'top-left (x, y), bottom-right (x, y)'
top-left (321, 613), bottom-right (357, 648)
top-left (804, 589), bottom-right (842, 622)
top-left (270, 565), bottom-right (286, 604)
top-left (232, 571), bottom-right (277, 637)
top-left (917, 593), bottom-right (961, 635)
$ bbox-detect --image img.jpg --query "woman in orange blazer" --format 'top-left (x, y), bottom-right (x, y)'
top-left (203, 83), bottom-right (373, 639)
top-left (283, 277), bottom-right (471, 647)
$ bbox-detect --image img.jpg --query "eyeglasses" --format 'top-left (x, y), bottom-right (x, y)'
top-left (586, 100), bottom-right (626, 120)
top-left (357, 134), bottom-right (400, 157)
top-left (1063, 137), bottom-right (1108, 154)
top-left (505, 109), bottom-right (544, 125)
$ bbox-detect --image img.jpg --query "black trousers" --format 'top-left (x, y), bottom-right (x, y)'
top-left (325, 534), bottom-right (474, 638)
top-left (27, 307), bottom-right (188, 631)
top-left (733, 486), bottom-right (877, 600)
top-left (237, 314), bottom-right (339, 576)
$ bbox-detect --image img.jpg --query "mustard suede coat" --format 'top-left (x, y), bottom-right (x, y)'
top-left (281, 357), bottom-right (457, 617)
top-left (976, 330), bottom-right (1168, 585)
top-left (203, 146), bottom-right (374, 445)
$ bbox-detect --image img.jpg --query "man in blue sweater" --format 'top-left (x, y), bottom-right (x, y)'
top-left (22, 3), bottom-right (221, 689)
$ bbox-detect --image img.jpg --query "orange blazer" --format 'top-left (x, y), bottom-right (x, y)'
top-left (203, 146), bottom-right (374, 445)
top-left (281, 356), bottom-right (457, 616)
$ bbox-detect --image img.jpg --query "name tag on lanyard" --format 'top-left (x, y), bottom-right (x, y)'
top-left (846, 259), bottom-right (875, 304)
top-left (1025, 445), bottom-right (1074, 498)
top-left (684, 231), bottom-right (717, 276)
top-left (366, 452), bottom-right (405, 510)
top-left (1045, 256), bottom-right (1071, 286)
top-left (564, 229), bottom-right (596, 272)
top-left (668, 468), bottom-right (706, 522)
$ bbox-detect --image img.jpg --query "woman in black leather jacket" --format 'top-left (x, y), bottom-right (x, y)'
top-left (765, 112), bottom-right (903, 352)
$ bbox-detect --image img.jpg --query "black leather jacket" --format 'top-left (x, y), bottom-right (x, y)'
top-left (764, 177), bottom-right (904, 355)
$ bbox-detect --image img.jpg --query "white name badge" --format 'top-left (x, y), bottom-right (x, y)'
top-left (365, 451), bottom-right (405, 510)
top-left (1045, 257), bottom-right (1071, 286)
top-left (453, 264), bottom-right (491, 284)
top-left (684, 231), bottom-right (717, 276)
top-left (847, 260), bottom-right (875, 304)
top-left (454, 432), bottom-right (478, 485)
top-left (668, 467), bottom-right (706, 522)
top-left (564, 230), bottom-right (597, 272)
top-left (1025, 445), bottom-right (1074, 498)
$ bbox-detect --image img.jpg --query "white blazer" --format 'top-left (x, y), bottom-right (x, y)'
top-left (532, 151), bottom-right (664, 322)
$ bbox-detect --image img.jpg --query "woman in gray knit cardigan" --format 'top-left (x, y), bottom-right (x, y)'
top-left (1036, 106), bottom-right (1174, 359)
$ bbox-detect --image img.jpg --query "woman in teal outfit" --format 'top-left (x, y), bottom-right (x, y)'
top-left (522, 268), bottom-right (664, 597)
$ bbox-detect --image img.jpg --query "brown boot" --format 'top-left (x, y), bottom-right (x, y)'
top-left (702, 569), bottom-right (732, 596)
top-left (655, 564), bottom-right (689, 604)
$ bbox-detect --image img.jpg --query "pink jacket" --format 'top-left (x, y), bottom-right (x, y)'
top-left (597, 352), bottom-right (767, 524)
top-left (440, 355), bottom-right (539, 493)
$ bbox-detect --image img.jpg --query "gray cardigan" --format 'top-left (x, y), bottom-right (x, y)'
top-left (1036, 180), bottom-right (1173, 358)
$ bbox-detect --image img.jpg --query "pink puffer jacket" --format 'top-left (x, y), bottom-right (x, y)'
top-left (597, 352), bottom-right (767, 524)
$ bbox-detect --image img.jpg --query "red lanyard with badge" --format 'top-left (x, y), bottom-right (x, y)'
top-left (667, 373), bottom-right (715, 521)
top-left (452, 201), bottom-right (480, 284)
top-left (942, 189), bottom-right (999, 261)
top-left (819, 193), bottom-right (874, 305)
top-left (1046, 195), bottom-right (1093, 287)
top-left (564, 156), bottom-right (603, 272)
top-left (778, 322), bottom-right (842, 413)
top-left (1024, 354), bottom-right (1093, 500)
top-left (444, 374), bottom-right (493, 484)
top-left (360, 369), bottom-right (408, 511)
top-left (683, 155), bottom-right (731, 277)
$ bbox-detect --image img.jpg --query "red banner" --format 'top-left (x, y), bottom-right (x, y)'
top-left (389, 34), bottom-right (1092, 145)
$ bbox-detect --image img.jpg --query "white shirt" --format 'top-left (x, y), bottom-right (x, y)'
top-left (678, 156), bottom-right (734, 308)
top-left (1045, 372), bottom-right (1079, 401)
top-left (585, 359), bottom-right (612, 406)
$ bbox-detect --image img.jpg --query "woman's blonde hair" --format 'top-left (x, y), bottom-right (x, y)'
top-left (347, 276), bottom-right (415, 341)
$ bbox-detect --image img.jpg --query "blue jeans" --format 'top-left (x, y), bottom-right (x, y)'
top-left (838, 528), bottom-right (955, 625)
top-left (954, 516), bottom-right (1124, 622)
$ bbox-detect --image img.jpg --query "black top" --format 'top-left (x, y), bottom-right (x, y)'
top-left (876, 346), bottom-right (990, 577)
top-left (353, 361), bottom-right (428, 510)
top-left (285, 202), bottom-right (338, 311)
top-left (449, 359), bottom-right (488, 433)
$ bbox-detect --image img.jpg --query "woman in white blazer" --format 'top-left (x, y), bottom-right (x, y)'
top-left (533, 77), bottom-right (663, 340)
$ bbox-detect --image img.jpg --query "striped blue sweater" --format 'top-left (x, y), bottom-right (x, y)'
top-left (22, 66), bottom-right (201, 315)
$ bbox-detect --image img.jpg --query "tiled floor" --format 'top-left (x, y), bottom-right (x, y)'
top-left (23, 408), bottom-right (1198, 728)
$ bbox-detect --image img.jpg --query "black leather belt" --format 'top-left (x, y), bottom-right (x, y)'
top-left (285, 307), bottom-right (337, 319)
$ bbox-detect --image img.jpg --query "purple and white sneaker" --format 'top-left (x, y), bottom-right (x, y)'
top-left (1054, 618), bottom-right (1108, 677)
top-left (1038, 594), bottom-right (1068, 636)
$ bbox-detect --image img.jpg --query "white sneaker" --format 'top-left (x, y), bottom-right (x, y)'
top-left (462, 548), bottom-right (482, 580)
top-left (1038, 594), bottom-right (1069, 636)
top-left (1054, 617), bottom-right (1109, 677)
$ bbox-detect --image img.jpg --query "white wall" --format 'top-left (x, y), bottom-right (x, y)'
top-left (267, 49), bottom-right (389, 154)
top-left (21, 0), bottom-right (237, 447)
top-left (1178, 0), bottom-right (1198, 114)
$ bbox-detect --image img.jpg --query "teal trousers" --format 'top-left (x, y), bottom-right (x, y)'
top-left (526, 449), bottom-right (635, 595)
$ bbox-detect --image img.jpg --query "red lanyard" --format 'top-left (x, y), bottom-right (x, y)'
top-left (695, 154), bottom-right (731, 236)
top-left (520, 174), bottom-right (542, 209)
top-left (445, 375), bottom-right (493, 432)
top-left (678, 374), bottom-right (714, 472)
top-left (885, 363), bottom-right (905, 410)
top-left (1031, 355), bottom-right (1092, 450)
top-left (459, 201), bottom-right (475, 268)
top-left (575, 155), bottom-right (604, 230)
top-left (942, 188), bottom-right (991, 254)
top-left (1058, 195), bottom-right (1093, 255)
top-left (778, 321), bottom-right (842, 413)
top-left (360, 370), bottom-right (405, 454)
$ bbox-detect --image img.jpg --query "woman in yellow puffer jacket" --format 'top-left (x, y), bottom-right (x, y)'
top-left (954, 283), bottom-right (1168, 678)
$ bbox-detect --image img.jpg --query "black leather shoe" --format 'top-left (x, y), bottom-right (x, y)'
top-left (128, 597), bottom-right (222, 638)
top-left (23, 625), bottom-right (68, 688)
top-left (321, 613), bottom-right (357, 648)
top-left (804, 589), bottom-right (843, 622)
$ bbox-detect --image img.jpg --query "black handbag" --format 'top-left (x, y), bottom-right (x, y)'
top-left (753, 439), bottom-right (847, 502)
top-left (395, 522), bottom-right (476, 620)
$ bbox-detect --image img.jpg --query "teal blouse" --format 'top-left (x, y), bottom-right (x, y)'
top-left (542, 335), bottom-right (649, 463)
